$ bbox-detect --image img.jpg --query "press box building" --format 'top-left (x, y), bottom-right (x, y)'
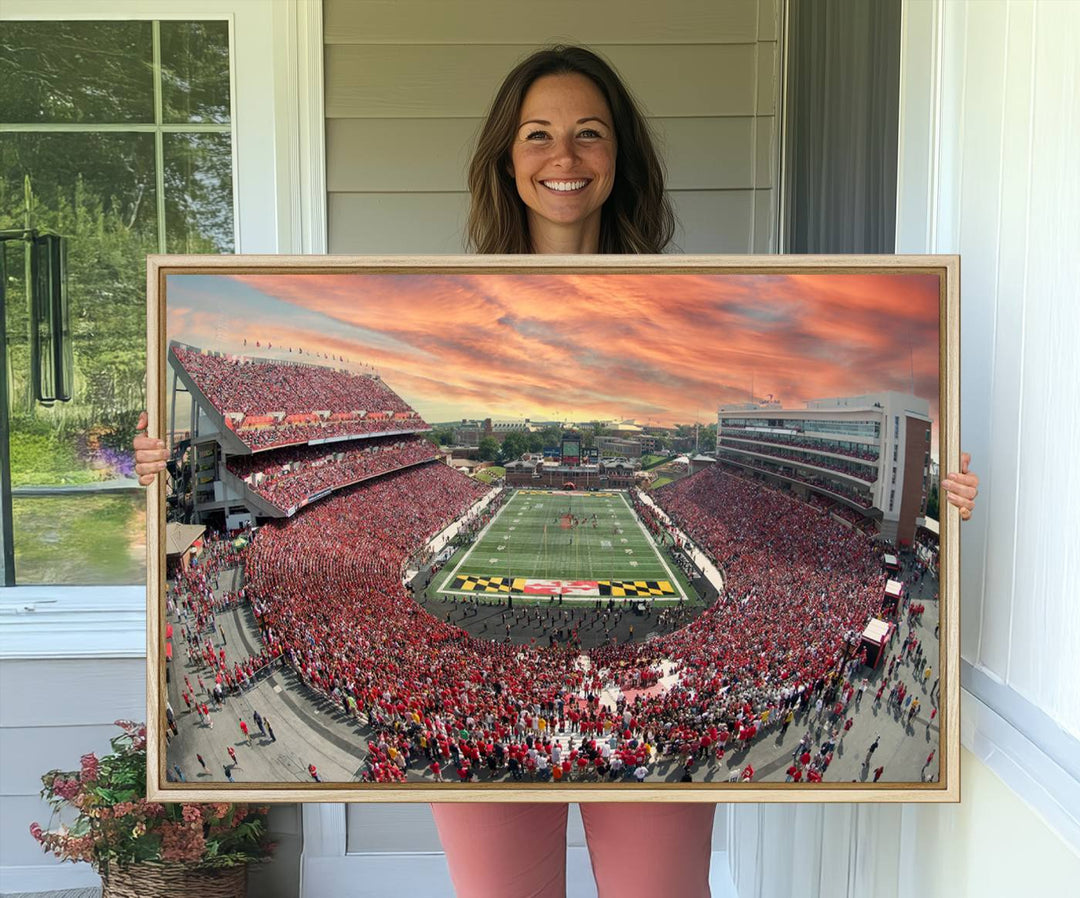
top-left (716, 391), bottom-right (932, 544)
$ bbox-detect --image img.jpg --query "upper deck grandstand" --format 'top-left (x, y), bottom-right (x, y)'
top-left (225, 434), bottom-right (438, 516)
top-left (170, 342), bottom-right (429, 454)
top-left (166, 344), bottom-right (435, 521)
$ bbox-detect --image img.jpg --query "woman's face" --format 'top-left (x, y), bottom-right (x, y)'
top-left (509, 73), bottom-right (616, 249)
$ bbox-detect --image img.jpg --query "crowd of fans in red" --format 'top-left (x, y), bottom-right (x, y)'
top-left (168, 533), bottom-right (283, 703)
top-left (229, 455), bottom-right (885, 782)
top-left (233, 417), bottom-right (429, 452)
top-left (806, 492), bottom-right (873, 529)
top-left (163, 351), bottom-right (889, 782)
top-left (244, 463), bottom-right (603, 781)
top-left (913, 526), bottom-right (941, 576)
top-left (586, 469), bottom-right (885, 753)
top-left (720, 439), bottom-right (878, 483)
top-left (171, 345), bottom-right (428, 451)
top-left (226, 435), bottom-right (437, 513)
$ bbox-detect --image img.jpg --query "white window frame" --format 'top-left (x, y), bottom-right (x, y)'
top-left (0, 0), bottom-right (326, 660)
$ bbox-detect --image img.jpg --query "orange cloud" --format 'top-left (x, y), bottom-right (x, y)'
top-left (166, 270), bottom-right (941, 441)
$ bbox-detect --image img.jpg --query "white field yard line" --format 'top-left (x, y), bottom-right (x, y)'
top-left (617, 490), bottom-right (686, 601)
top-left (439, 489), bottom-right (523, 593)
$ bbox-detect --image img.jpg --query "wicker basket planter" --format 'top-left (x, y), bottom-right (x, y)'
top-left (32, 728), bottom-right (272, 892)
top-left (101, 862), bottom-right (247, 898)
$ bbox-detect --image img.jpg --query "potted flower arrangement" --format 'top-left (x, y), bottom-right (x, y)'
top-left (30, 720), bottom-right (273, 898)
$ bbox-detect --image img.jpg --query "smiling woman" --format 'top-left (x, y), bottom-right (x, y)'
top-left (509, 73), bottom-right (617, 253)
top-left (466, 45), bottom-right (674, 255)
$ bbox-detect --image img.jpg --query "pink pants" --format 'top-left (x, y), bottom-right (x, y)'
top-left (431, 802), bottom-right (715, 898)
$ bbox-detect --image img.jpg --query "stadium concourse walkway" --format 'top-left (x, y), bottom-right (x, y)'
top-left (165, 550), bottom-right (942, 786)
top-left (164, 566), bottom-right (378, 784)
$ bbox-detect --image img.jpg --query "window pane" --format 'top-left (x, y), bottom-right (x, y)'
top-left (0, 21), bottom-right (154, 124)
top-left (2, 132), bottom-right (156, 584)
top-left (0, 132), bottom-right (158, 234)
top-left (160, 21), bottom-right (232, 124)
top-left (164, 133), bottom-right (235, 252)
top-left (1, 131), bottom-right (157, 436)
top-left (12, 494), bottom-right (145, 585)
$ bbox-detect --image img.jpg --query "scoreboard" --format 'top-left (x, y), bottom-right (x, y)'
top-left (561, 435), bottom-right (581, 466)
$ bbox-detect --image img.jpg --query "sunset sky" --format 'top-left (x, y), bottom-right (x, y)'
top-left (167, 271), bottom-right (940, 447)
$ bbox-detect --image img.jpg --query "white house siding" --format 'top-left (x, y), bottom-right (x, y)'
top-left (324, 0), bottom-right (781, 254)
top-left (0, 656), bottom-right (146, 892)
top-left (917, 0), bottom-right (1080, 738)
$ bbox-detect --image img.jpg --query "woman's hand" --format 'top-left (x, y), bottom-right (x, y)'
top-left (941, 451), bottom-right (979, 521)
top-left (133, 411), bottom-right (168, 486)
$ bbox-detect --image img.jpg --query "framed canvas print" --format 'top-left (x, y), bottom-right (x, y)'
top-left (145, 255), bottom-right (960, 803)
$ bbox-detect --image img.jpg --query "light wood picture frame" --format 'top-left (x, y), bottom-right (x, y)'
top-left (146, 254), bottom-right (960, 803)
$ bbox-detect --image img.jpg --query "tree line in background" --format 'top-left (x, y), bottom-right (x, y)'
top-left (424, 422), bottom-right (718, 464)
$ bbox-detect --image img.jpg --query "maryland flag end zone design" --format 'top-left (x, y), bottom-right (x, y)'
top-left (450, 575), bottom-right (525, 593)
top-left (449, 576), bottom-right (676, 598)
top-left (598, 579), bottom-right (677, 598)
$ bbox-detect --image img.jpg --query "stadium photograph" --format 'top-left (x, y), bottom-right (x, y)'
top-left (148, 260), bottom-right (952, 799)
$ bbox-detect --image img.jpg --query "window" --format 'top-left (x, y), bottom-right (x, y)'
top-left (720, 416), bottom-right (880, 438)
top-left (891, 467), bottom-right (896, 484)
top-left (893, 444), bottom-right (898, 462)
top-left (889, 489), bottom-right (895, 511)
top-left (1, 19), bottom-right (234, 585)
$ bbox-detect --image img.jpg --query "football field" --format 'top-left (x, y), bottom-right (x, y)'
top-left (433, 489), bottom-right (694, 604)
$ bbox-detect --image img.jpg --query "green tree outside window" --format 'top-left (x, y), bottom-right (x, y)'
top-left (0, 20), bottom-right (234, 584)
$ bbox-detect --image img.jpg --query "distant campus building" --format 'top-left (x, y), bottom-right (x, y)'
top-left (503, 429), bottom-right (642, 488)
top-left (716, 391), bottom-right (932, 544)
top-left (502, 457), bottom-right (642, 489)
top-left (453, 417), bottom-right (673, 460)
top-left (453, 417), bottom-right (535, 447)
top-left (595, 436), bottom-right (643, 459)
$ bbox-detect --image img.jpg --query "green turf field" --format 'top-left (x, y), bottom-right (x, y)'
top-left (434, 489), bottom-right (694, 604)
